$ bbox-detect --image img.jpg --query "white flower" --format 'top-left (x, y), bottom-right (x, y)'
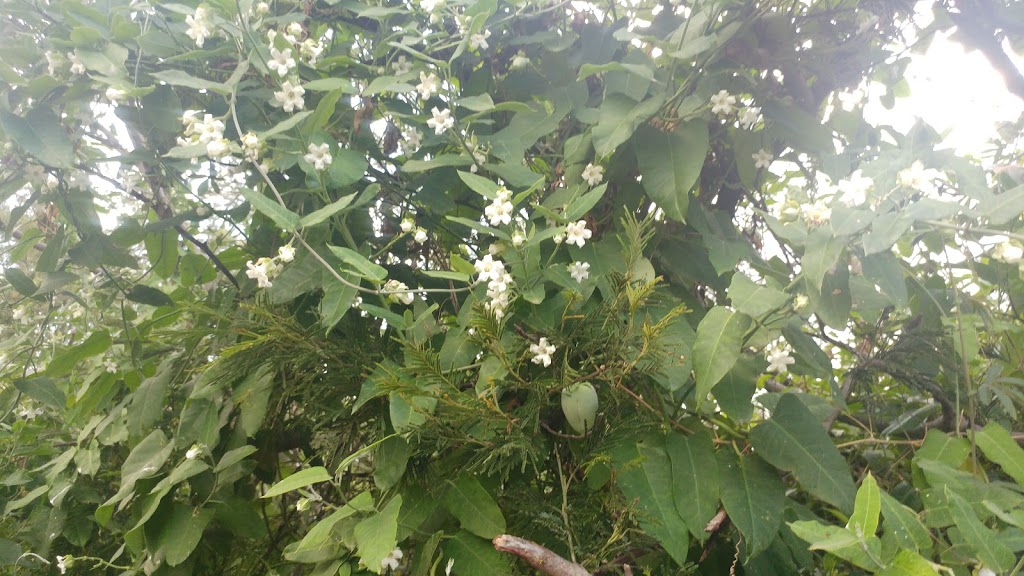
top-left (45, 51), bottom-right (63, 76)
top-left (752, 149), bottom-right (773, 169)
top-left (793, 294), bottom-right (809, 310)
top-left (56, 555), bottom-right (69, 574)
top-left (277, 244), bottom-right (296, 263)
top-left (898, 160), bottom-right (928, 190)
top-left (802, 201), bottom-right (831, 226)
top-left (994, 241), bottom-right (1024, 263)
top-left (581, 163), bottom-right (604, 187)
top-left (739, 106), bottom-right (760, 129)
top-left (420, 0), bottom-right (444, 11)
top-left (103, 359), bottom-right (118, 373)
top-left (413, 228), bottom-right (429, 244)
top-left (242, 131), bottom-right (261, 161)
top-left (849, 254), bottom-right (863, 276)
top-left (206, 138), bottom-right (230, 158)
top-left (295, 497), bottom-right (311, 512)
top-left (196, 114), bottom-right (225, 144)
top-left (186, 6), bottom-right (213, 48)
top-left (286, 22), bottom-right (304, 41)
top-left (68, 52), bottom-right (85, 75)
top-left (304, 143), bottom-right (333, 170)
top-left (837, 171), bottom-right (874, 206)
top-left (474, 254), bottom-right (506, 283)
top-left (404, 126), bottom-right (423, 152)
top-left (565, 220), bottom-right (592, 248)
top-left (391, 55), bottom-right (412, 75)
top-left (511, 52), bottom-right (530, 70)
top-left (105, 87), bottom-right (127, 104)
top-left (185, 444), bottom-right (204, 460)
top-left (400, 218), bottom-right (415, 233)
top-left (569, 261), bottom-right (590, 283)
top-left (485, 194), bottom-right (514, 226)
top-left (511, 231), bottom-right (526, 247)
top-left (268, 47), bottom-right (296, 77)
top-left (384, 280), bottom-right (415, 305)
top-left (710, 89), bottom-right (736, 116)
top-left (766, 349), bottom-right (795, 373)
top-left (416, 72), bottom-right (439, 100)
top-left (274, 81), bottom-right (305, 112)
top-left (530, 337), bottom-right (556, 367)
top-left (427, 107), bottom-right (454, 135)
top-left (381, 548), bottom-right (404, 571)
top-left (300, 38), bottom-right (324, 65)
top-left (445, 558), bottom-right (455, 576)
top-left (246, 257), bottom-right (278, 288)
top-left (254, 1), bottom-right (270, 16)
top-left (469, 29), bottom-right (491, 51)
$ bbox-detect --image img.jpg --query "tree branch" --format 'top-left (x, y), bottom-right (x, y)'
top-left (493, 535), bottom-right (590, 576)
top-left (945, 1), bottom-right (1024, 101)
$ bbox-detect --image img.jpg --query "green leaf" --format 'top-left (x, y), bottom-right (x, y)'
top-left (299, 192), bottom-right (359, 228)
top-left (319, 273), bottom-right (358, 332)
top-left (262, 467), bottom-right (333, 498)
top-left (328, 245), bottom-right (387, 281)
top-left (974, 422), bottom-right (1024, 485)
top-left (877, 550), bottom-right (940, 576)
top-left (354, 495), bottom-right (402, 574)
top-left (127, 285), bottom-right (175, 307)
top-left (592, 94), bottom-right (665, 158)
top-left (5, 267), bottom-right (39, 297)
top-left (14, 377), bottom-right (65, 409)
top-left (0, 109), bottom-right (75, 168)
top-left (215, 446), bottom-right (259, 473)
top-left (564, 183), bottom-right (608, 221)
top-left (158, 504), bottom-right (215, 566)
top-left (303, 78), bottom-right (357, 92)
top-left (144, 230), bottom-right (178, 280)
top-left (286, 491), bottom-right (374, 564)
top-left (578, 61), bottom-right (655, 82)
top-left (863, 212), bottom-right (912, 255)
top-left (327, 148), bottom-right (367, 188)
top-left (718, 452), bottom-right (785, 559)
top-left (634, 121), bottom-right (708, 222)
top-left (945, 487), bottom-right (1015, 572)
top-left (238, 188), bottom-right (300, 231)
top-left (32, 271), bottom-right (77, 296)
top-left (456, 93), bottom-right (496, 112)
top-left (847, 472), bottom-right (880, 537)
top-left (692, 307), bottom-right (752, 405)
top-left (750, 394), bottom-right (856, 513)
top-left (373, 436), bottom-right (410, 491)
top-left (444, 475), bottom-right (507, 539)
top-left (729, 274), bottom-right (789, 318)
top-left (99, 430), bottom-right (174, 516)
top-left (150, 69), bottom-right (228, 94)
top-left (402, 154), bottom-right (473, 172)
top-left (980, 184), bottom-right (1024, 225)
top-left (458, 170), bottom-right (501, 198)
top-left (801, 228), bottom-right (845, 291)
top-left (763, 101), bottom-right (834, 153)
top-left (666, 430), bottom-right (719, 544)
top-left (128, 360), bottom-right (174, 438)
top-left (787, 520), bottom-right (885, 571)
top-left (46, 331), bottom-right (112, 377)
top-left (443, 530), bottom-right (512, 575)
top-left (879, 492), bottom-right (931, 553)
top-left (611, 437), bottom-right (690, 565)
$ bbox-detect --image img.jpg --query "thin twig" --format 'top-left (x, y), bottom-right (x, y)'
top-left (493, 535), bottom-right (590, 576)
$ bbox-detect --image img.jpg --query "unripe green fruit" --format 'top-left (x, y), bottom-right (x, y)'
top-left (561, 382), bottom-right (599, 434)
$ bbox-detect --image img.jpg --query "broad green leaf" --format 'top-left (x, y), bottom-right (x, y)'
top-left (158, 504), bottom-right (215, 566)
top-left (238, 188), bottom-right (300, 231)
top-left (944, 487), bottom-right (1015, 572)
top-left (327, 149), bottom-right (367, 188)
top-left (262, 467), bottom-right (333, 498)
top-left (13, 376), bottom-right (65, 409)
top-left (666, 430), bottom-right (719, 543)
top-left (729, 274), bottom-right (789, 318)
top-left (0, 109), bottom-right (75, 168)
top-left (100, 430), bottom-right (174, 515)
top-left (46, 331), bottom-right (112, 377)
top-left (713, 355), bottom-right (765, 422)
top-left (150, 69), bottom-right (228, 94)
top-left (879, 492), bottom-right (931, 553)
top-left (32, 271), bottom-right (77, 295)
top-left (373, 436), bottom-right (410, 491)
top-left (127, 360), bottom-right (174, 438)
top-left (235, 364), bottom-right (275, 437)
top-left (788, 520), bottom-right (885, 571)
top-left (215, 446), bottom-right (259, 473)
top-left (150, 459), bottom-right (209, 495)
top-left (456, 93), bottom-right (495, 112)
top-left (718, 452), bottom-right (785, 559)
top-left (328, 246), bottom-right (387, 281)
top-left (611, 437), bottom-right (689, 565)
top-left (801, 228), bottom-right (845, 291)
top-left (443, 475), bottom-right (506, 539)
top-left (144, 230), bottom-right (178, 279)
top-left (402, 154), bottom-right (473, 172)
top-left (877, 550), bottom-right (940, 576)
top-left (443, 530), bottom-right (512, 575)
top-left (304, 78), bottom-right (357, 92)
top-left (980, 184), bottom-right (1024, 225)
top-left (127, 285), bottom-right (175, 307)
top-left (458, 170), bottom-right (501, 198)
top-left (258, 111), bottom-right (314, 139)
top-left (592, 94), bottom-right (665, 158)
top-left (319, 274), bottom-right (359, 332)
top-left (578, 61), bottom-right (655, 82)
top-left (863, 212), bottom-right (913, 255)
top-left (847, 472), bottom-right (880, 537)
top-left (354, 495), bottom-right (402, 574)
top-left (692, 307), bottom-right (752, 404)
top-left (634, 121), bottom-right (708, 222)
top-left (750, 394), bottom-right (856, 513)
top-left (974, 422), bottom-right (1024, 484)
top-left (5, 267), bottom-right (39, 297)
top-left (285, 491), bottom-right (373, 564)
top-left (299, 192), bottom-right (359, 228)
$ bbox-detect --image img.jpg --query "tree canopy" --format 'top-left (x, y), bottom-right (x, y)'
top-left (3, 0), bottom-right (1024, 575)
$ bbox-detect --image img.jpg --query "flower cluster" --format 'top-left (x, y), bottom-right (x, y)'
top-left (186, 6), bottom-right (213, 48)
top-left (180, 111), bottom-right (231, 158)
top-left (245, 244), bottom-right (296, 289)
top-left (484, 186), bottom-right (514, 226)
top-left (265, 22), bottom-right (321, 113)
top-left (384, 279), bottom-right (415, 305)
top-left (474, 254), bottom-right (513, 319)
top-left (710, 90), bottom-right (760, 129)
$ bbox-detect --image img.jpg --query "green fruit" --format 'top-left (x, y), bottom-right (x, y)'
top-left (561, 382), bottom-right (599, 434)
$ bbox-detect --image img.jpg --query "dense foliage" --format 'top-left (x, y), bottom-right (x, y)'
top-left (4, 0), bottom-right (1024, 574)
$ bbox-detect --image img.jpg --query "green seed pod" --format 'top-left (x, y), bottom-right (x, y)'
top-left (561, 382), bottom-right (599, 434)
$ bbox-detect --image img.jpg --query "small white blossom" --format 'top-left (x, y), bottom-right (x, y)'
top-left (898, 160), bottom-right (928, 190)
top-left (485, 190), bottom-right (514, 226)
top-left (404, 126), bottom-right (423, 153)
top-left (384, 280), bottom-right (415, 305)
top-left (416, 71), bottom-right (439, 100)
top-left (793, 294), bottom-right (809, 310)
top-left (400, 218), bottom-right (415, 233)
top-left (766, 349), bottom-right (795, 373)
top-left (206, 138), bottom-right (230, 158)
top-left (186, 6), bottom-right (213, 48)
top-left (391, 55), bottom-right (412, 75)
top-left (511, 52), bottom-right (530, 70)
top-left (739, 106), bottom-right (760, 129)
top-left (445, 558), bottom-right (455, 576)
top-left (185, 444), bottom-right (204, 460)
top-left (381, 548), bottom-right (404, 571)
top-left (413, 228), bottom-right (429, 244)
top-left (569, 261), bottom-right (590, 283)
top-left (473, 254), bottom-right (506, 283)
top-left (427, 107), bottom-right (454, 135)
top-left (246, 257), bottom-right (279, 288)
top-left (511, 231), bottom-right (526, 247)
top-left (105, 87), bottom-right (127, 104)
top-left (268, 47), bottom-right (296, 77)
top-left (277, 244), bottom-right (296, 263)
top-left (530, 337), bottom-right (556, 367)
top-left (103, 359), bottom-right (118, 373)
top-left (304, 143), bottom-right (333, 170)
top-left (254, 2), bottom-right (270, 16)
top-left (45, 51), bottom-right (63, 76)
top-left (469, 29), bottom-right (491, 51)
top-left (420, 0), bottom-right (444, 11)
top-left (300, 38), bottom-right (324, 65)
top-left (68, 52), bottom-right (85, 75)
top-left (710, 89), bottom-right (736, 116)
top-left (274, 81), bottom-right (305, 112)
top-left (802, 201), bottom-right (831, 227)
top-left (564, 220), bottom-right (592, 248)
top-left (286, 22), bottom-right (304, 40)
top-left (56, 556), bottom-right (69, 574)
top-left (849, 255), bottom-right (863, 276)
top-left (752, 149), bottom-right (773, 169)
top-left (994, 240), bottom-right (1024, 264)
top-left (581, 163), bottom-right (604, 187)
top-left (242, 131), bottom-right (261, 161)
